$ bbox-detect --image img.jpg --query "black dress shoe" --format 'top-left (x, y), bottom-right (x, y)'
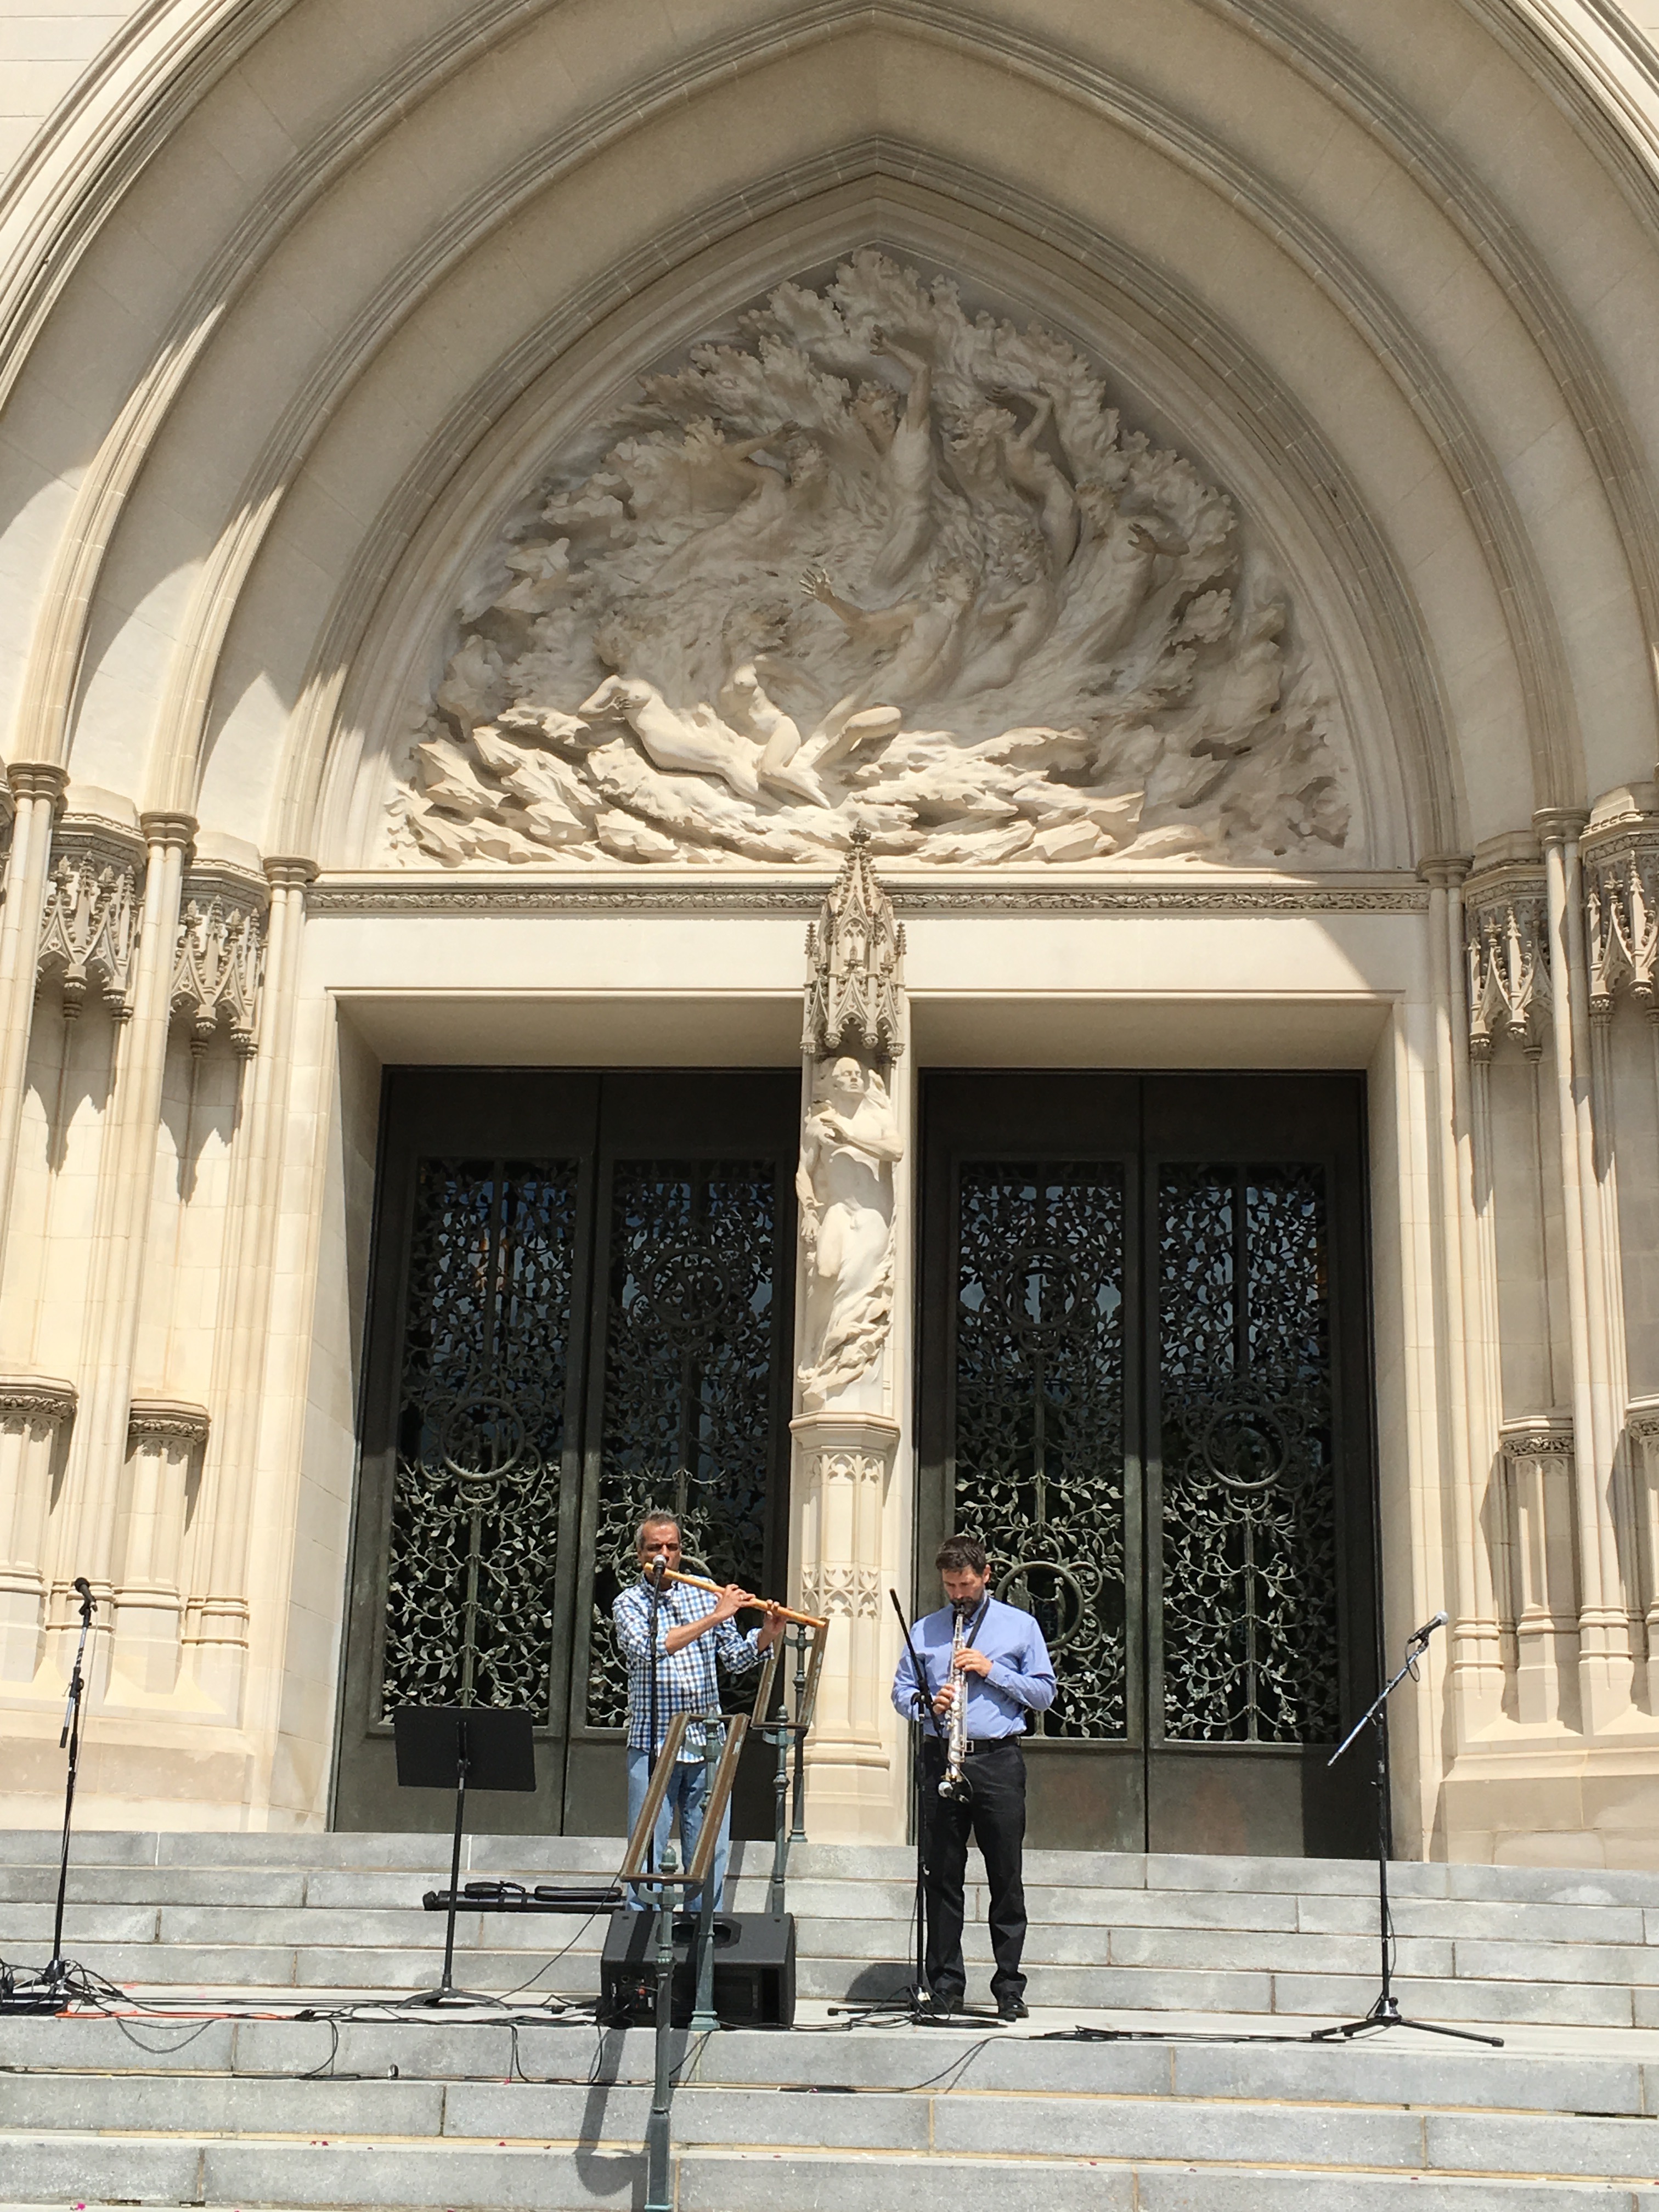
top-left (997, 1997), bottom-right (1029, 2023)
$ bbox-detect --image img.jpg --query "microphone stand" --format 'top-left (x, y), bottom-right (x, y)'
top-left (1313, 1614), bottom-right (1502, 2047)
top-left (1, 1578), bottom-right (96, 2014)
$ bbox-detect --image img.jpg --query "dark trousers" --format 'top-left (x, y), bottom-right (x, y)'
top-left (920, 1737), bottom-right (1028, 2005)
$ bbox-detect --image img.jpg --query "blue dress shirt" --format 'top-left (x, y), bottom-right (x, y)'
top-left (891, 1595), bottom-right (1057, 1739)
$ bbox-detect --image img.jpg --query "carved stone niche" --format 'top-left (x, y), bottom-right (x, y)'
top-left (171, 850), bottom-right (268, 1059)
top-left (1581, 785), bottom-right (1659, 1020)
top-left (0, 1376), bottom-right (75, 1684)
top-left (113, 1397), bottom-right (209, 1695)
top-left (36, 797), bottom-right (145, 1023)
top-left (390, 249), bottom-right (1355, 873)
top-left (1464, 835), bottom-right (1550, 1059)
top-left (1498, 1414), bottom-right (1577, 1726)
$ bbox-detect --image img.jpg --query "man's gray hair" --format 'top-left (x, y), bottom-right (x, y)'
top-left (635, 1511), bottom-right (681, 1553)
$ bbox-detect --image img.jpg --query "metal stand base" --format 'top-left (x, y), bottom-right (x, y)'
top-left (398, 1986), bottom-right (500, 2011)
top-left (1312, 1991), bottom-right (1503, 2047)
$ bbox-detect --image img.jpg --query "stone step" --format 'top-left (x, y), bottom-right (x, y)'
top-left (7, 1863), bottom-right (1653, 1946)
top-left (0, 2017), bottom-right (1652, 2112)
top-left (4, 2104), bottom-right (1659, 2211)
top-left (2, 1941), bottom-right (1643, 2025)
top-left (7, 1831), bottom-right (1659, 1908)
top-left (7, 1835), bottom-right (1659, 2030)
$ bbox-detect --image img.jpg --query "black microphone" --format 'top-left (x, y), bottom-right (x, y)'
top-left (72, 1577), bottom-right (91, 1598)
top-left (1407, 1609), bottom-right (1448, 1645)
top-left (648, 1557), bottom-right (668, 1590)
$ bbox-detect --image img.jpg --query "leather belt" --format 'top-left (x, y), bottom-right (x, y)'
top-left (963, 1735), bottom-right (1022, 1756)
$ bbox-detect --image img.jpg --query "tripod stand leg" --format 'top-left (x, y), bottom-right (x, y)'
top-left (438, 1752), bottom-right (469, 1998)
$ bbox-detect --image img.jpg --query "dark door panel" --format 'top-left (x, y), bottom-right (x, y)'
top-left (566, 1074), bottom-right (799, 1838)
top-left (919, 1076), bottom-right (1146, 1849)
top-left (919, 1071), bottom-right (1378, 1858)
top-left (1144, 1076), bottom-right (1376, 1857)
top-left (334, 1069), bottom-right (797, 1837)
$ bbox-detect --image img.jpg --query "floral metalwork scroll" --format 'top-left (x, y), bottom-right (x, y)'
top-left (953, 1164), bottom-right (1127, 1740)
top-left (585, 1161), bottom-right (780, 1729)
top-left (381, 1158), bottom-right (577, 1717)
top-left (1158, 1163), bottom-right (1341, 1745)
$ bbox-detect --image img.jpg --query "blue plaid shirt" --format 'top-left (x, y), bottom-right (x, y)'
top-left (612, 1577), bottom-right (763, 1757)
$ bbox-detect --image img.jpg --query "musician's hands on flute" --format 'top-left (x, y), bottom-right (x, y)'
top-left (953, 1646), bottom-right (993, 1679)
top-left (711, 1581), bottom-right (786, 1652)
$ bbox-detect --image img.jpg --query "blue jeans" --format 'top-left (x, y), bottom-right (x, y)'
top-left (624, 1747), bottom-right (731, 1914)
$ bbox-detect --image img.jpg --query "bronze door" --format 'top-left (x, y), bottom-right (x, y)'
top-left (333, 1070), bottom-right (797, 1834)
top-left (919, 1072), bottom-right (1379, 1856)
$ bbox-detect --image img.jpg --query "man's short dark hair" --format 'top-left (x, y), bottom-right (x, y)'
top-left (936, 1533), bottom-right (988, 1576)
top-left (635, 1512), bottom-right (681, 1553)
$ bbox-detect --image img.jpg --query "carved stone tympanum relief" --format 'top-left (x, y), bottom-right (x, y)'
top-left (391, 252), bottom-right (1351, 870)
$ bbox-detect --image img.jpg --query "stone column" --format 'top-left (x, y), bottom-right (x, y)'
top-left (187, 856), bottom-right (307, 1719)
top-left (1538, 808), bottom-right (1634, 1726)
top-left (0, 1376), bottom-right (75, 1681)
top-left (1582, 808), bottom-right (1659, 1698)
top-left (791, 828), bottom-right (909, 1838)
top-left (1499, 1416), bottom-right (1578, 1726)
top-left (112, 1397), bottom-right (208, 1695)
top-left (1425, 855), bottom-right (1505, 1735)
top-left (0, 764), bottom-right (66, 1256)
top-left (52, 812), bottom-right (194, 1664)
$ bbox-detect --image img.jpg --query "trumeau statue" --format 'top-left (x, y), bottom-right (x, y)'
top-left (797, 1057), bottom-right (903, 1410)
top-left (391, 251), bottom-right (1351, 870)
top-left (797, 832), bottom-right (906, 1409)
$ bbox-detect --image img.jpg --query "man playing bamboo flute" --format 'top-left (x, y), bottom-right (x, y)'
top-left (891, 1534), bottom-right (1056, 2021)
top-left (613, 1511), bottom-right (782, 1911)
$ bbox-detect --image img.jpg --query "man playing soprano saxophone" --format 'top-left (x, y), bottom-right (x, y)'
top-left (891, 1534), bottom-right (1056, 2022)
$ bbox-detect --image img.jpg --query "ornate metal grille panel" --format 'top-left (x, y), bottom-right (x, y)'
top-left (585, 1161), bottom-right (778, 1729)
top-left (1158, 1163), bottom-right (1341, 1744)
top-left (953, 1164), bottom-right (1127, 1740)
top-left (381, 1158), bottom-right (577, 1716)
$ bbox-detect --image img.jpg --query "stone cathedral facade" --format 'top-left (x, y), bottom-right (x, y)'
top-left (4, 0), bottom-right (1659, 1865)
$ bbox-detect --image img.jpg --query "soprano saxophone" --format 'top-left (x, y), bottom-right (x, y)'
top-left (938, 1604), bottom-right (972, 1801)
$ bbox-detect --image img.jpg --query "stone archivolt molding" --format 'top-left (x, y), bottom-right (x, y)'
top-left (1465, 860), bottom-right (1552, 1058)
top-left (36, 822), bottom-right (143, 1022)
top-left (126, 1397), bottom-right (210, 1449)
top-left (170, 867), bottom-right (268, 1058)
top-left (0, 1377), bottom-right (76, 1427)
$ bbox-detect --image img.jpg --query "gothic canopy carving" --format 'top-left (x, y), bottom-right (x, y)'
top-left (392, 252), bottom-right (1352, 871)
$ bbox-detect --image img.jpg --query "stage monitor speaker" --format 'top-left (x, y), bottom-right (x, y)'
top-left (598, 1910), bottom-right (795, 2029)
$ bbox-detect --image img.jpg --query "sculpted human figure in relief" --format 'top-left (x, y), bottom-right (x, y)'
top-left (394, 250), bottom-right (1351, 870)
top-left (797, 1057), bottom-right (904, 1409)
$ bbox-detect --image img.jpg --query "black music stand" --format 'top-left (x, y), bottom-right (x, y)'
top-left (393, 1705), bottom-right (535, 2007)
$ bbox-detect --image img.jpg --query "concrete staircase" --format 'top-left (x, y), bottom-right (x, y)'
top-left (2, 1828), bottom-right (1658, 2027)
top-left (4, 1832), bottom-right (1659, 2205)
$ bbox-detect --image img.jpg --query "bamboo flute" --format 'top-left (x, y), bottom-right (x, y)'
top-left (660, 1566), bottom-right (828, 1631)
